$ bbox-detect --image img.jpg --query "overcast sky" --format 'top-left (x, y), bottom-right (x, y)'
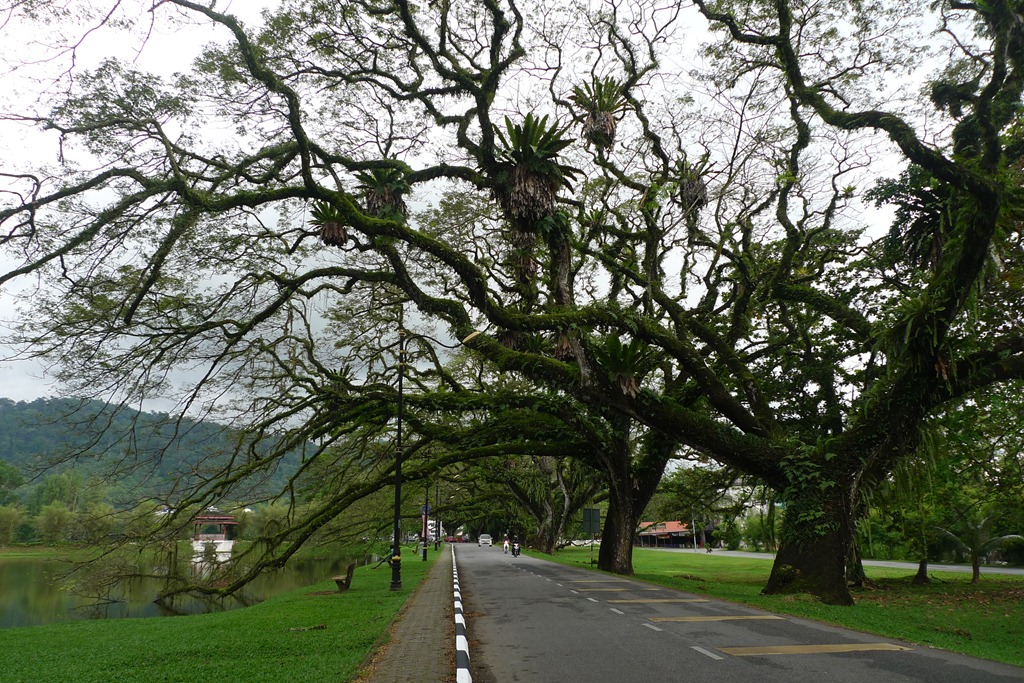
top-left (0, 0), bottom-right (274, 404)
top-left (0, 0), bottom-right (902, 407)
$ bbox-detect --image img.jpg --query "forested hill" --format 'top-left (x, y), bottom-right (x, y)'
top-left (0, 397), bottom-right (298, 497)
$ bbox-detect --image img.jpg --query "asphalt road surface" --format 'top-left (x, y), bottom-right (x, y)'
top-left (456, 545), bottom-right (1024, 683)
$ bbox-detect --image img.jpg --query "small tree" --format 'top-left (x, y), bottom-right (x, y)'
top-left (741, 495), bottom-right (780, 553)
top-left (73, 502), bottom-right (119, 543)
top-left (935, 505), bottom-right (1024, 583)
top-left (36, 502), bottom-right (74, 545)
top-left (720, 518), bottom-right (741, 550)
top-left (654, 463), bottom-right (740, 549)
top-left (0, 504), bottom-right (27, 546)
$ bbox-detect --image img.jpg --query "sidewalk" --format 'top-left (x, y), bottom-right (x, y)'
top-left (363, 546), bottom-right (454, 683)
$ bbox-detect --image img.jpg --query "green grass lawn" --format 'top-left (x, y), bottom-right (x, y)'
top-left (541, 548), bottom-right (1024, 668)
top-left (0, 553), bottom-right (437, 683)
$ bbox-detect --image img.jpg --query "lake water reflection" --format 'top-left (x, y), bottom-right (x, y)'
top-left (0, 552), bottom-right (359, 629)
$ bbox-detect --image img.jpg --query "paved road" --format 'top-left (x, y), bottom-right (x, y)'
top-left (455, 545), bottom-right (1024, 683)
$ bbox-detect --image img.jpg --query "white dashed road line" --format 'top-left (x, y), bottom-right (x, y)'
top-left (691, 646), bottom-right (725, 660)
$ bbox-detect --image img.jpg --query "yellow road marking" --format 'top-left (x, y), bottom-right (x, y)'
top-left (577, 587), bottom-right (662, 592)
top-left (650, 615), bottom-right (784, 623)
top-left (606, 599), bottom-right (710, 604)
top-left (719, 643), bottom-right (912, 656)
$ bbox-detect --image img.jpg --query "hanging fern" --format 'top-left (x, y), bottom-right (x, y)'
top-left (677, 156), bottom-right (709, 213)
top-left (495, 113), bottom-right (581, 223)
top-left (309, 201), bottom-right (347, 247)
top-left (590, 334), bottom-right (656, 397)
top-left (355, 167), bottom-right (410, 223)
top-left (570, 77), bottom-right (628, 150)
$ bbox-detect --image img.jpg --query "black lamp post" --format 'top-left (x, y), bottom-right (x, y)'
top-left (422, 480), bottom-right (429, 561)
top-left (390, 327), bottom-right (406, 592)
top-left (434, 479), bottom-right (440, 550)
top-left (390, 326), bottom-right (479, 578)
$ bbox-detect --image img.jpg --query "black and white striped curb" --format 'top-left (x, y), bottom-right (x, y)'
top-left (453, 545), bottom-right (472, 683)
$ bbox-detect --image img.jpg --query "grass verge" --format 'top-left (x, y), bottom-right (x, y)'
top-left (540, 548), bottom-right (1024, 668)
top-left (0, 552), bottom-right (437, 683)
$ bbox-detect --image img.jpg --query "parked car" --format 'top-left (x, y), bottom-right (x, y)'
top-left (478, 533), bottom-right (493, 547)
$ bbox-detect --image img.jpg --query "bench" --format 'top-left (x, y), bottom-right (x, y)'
top-left (333, 562), bottom-right (357, 592)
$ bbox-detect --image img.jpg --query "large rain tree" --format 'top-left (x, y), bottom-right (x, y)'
top-left (3, 0), bottom-right (1024, 605)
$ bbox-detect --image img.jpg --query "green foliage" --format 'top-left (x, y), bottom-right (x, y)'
top-left (1003, 536), bottom-right (1024, 564)
top-left (570, 77), bottom-right (628, 149)
top-left (467, 454), bottom-right (604, 552)
top-left (866, 165), bottom-right (951, 272)
top-left (495, 113), bottom-right (582, 223)
top-left (49, 59), bottom-right (192, 157)
top-left (0, 461), bottom-right (23, 505)
top-left (0, 504), bottom-right (27, 545)
top-left (741, 508), bottom-right (780, 552)
top-left (495, 113), bottom-right (575, 173)
top-left (27, 470), bottom-right (108, 517)
top-left (73, 501), bottom-right (119, 543)
top-left (589, 334), bottom-right (655, 397)
top-left (354, 167), bottom-right (410, 222)
top-left (6, 0), bottom-right (1024, 607)
top-left (654, 463), bottom-right (739, 528)
top-left (36, 501), bottom-right (74, 544)
top-left (0, 398), bottom-right (302, 508)
top-left (243, 502), bottom-right (292, 542)
top-left (570, 77), bottom-right (627, 115)
top-left (720, 518), bottom-right (741, 550)
top-left (934, 502), bottom-right (1024, 581)
top-left (309, 201), bottom-right (347, 246)
top-left (930, 78), bottom-right (980, 119)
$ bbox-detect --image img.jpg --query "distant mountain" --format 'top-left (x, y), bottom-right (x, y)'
top-left (0, 397), bottom-right (299, 502)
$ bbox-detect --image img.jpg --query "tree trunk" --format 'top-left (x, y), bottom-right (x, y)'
top-left (597, 492), bottom-right (635, 573)
top-left (534, 500), bottom-right (557, 554)
top-left (912, 557), bottom-right (930, 585)
top-left (972, 555), bottom-right (981, 584)
top-left (762, 479), bottom-right (857, 605)
top-left (596, 426), bottom-right (673, 575)
top-left (847, 541), bottom-right (866, 588)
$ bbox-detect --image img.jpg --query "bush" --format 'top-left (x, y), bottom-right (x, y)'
top-left (1001, 536), bottom-right (1024, 566)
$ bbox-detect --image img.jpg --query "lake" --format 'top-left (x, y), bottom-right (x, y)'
top-left (0, 551), bottom-right (362, 629)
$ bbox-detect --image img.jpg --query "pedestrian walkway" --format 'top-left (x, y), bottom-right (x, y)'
top-left (363, 547), bottom-right (454, 683)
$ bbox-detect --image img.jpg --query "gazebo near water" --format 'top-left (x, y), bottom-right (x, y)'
top-left (192, 510), bottom-right (239, 555)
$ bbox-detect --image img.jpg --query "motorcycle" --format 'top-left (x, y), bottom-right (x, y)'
top-left (511, 541), bottom-right (521, 557)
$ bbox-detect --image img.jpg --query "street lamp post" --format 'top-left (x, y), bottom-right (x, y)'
top-left (422, 480), bottom-right (429, 561)
top-left (434, 479), bottom-right (440, 550)
top-left (389, 326), bottom-right (478, 579)
top-left (390, 327), bottom-right (407, 592)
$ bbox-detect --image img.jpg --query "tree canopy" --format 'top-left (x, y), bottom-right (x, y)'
top-left (3, 0), bottom-right (1024, 604)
